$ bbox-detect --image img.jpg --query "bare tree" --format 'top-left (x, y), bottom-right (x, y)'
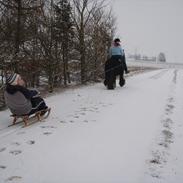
top-left (91, 8), bottom-right (116, 80)
top-left (0, 0), bottom-right (117, 98)
top-left (54, 0), bottom-right (74, 86)
top-left (0, 0), bottom-right (43, 71)
top-left (70, 0), bottom-right (102, 83)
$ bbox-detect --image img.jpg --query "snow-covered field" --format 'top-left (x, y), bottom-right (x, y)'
top-left (1, 69), bottom-right (183, 183)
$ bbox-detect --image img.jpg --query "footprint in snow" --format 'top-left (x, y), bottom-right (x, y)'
top-left (158, 142), bottom-right (169, 148)
top-left (162, 130), bottom-right (174, 144)
top-left (43, 132), bottom-right (52, 135)
top-left (0, 147), bottom-right (6, 152)
top-left (163, 123), bottom-right (170, 129)
top-left (80, 112), bottom-right (86, 115)
top-left (167, 104), bottom-right (175, 109)
top-left (80, 107), bottom-right (87, 111)
top-left (0, 165), bottom-right (6, 169)
top-left (9, 150), bottom-right (22, 155)
top-left (150, 173), bottom-right (161, 179)
top-left (5, 176), bottom-right (22, 182)
top-left (11, 142), bottom-right (21, 146)
top-left (167, 97), bottom-right (174, 103)
top-left (164, 118), bottom-right (173, 124)
top-left (162, 129), bottom-right (173, 137)
top-left (165, 108), bottom-right (173, 114)
top-left (150, 159), bottom-right (161, 164)
top-left (26, 140), bottom-right (35, 145)
top-left (60, 120), bottom-right (67, 123)
top-left (40, 126), bottom-right (56, 129)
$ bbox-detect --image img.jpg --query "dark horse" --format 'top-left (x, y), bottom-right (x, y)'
top-left (104, 55), bottom-right (125, 89)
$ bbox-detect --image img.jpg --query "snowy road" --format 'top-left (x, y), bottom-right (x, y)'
top-left (1, 69), bottom-right (183, 183)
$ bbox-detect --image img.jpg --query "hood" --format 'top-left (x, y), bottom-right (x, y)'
top-left (6, 84), bottom-right (19, 95)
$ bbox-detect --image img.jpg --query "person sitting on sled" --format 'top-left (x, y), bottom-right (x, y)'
top-left (109, 38), bottom-right (129, 74)
top-left (4, 73), bottom-right (48, 116)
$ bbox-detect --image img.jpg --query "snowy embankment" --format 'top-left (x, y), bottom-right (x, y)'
top-left (1, 69), bottom-right (183, 183)
top-left (127, 59), bottom-right (183, 69)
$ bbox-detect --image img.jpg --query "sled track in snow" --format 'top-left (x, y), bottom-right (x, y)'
top-left (149, 69), bottom-right (169, 80)
top-left (146, 69), bottom-right (178, 180)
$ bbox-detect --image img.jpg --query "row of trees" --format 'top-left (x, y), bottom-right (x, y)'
top-left (0, 0), bottom-right (116, 92)
top-left (128, 52), bottom-right (166, 62)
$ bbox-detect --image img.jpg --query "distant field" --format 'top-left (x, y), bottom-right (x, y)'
top-left (127, 59), bottom-right (183, 69)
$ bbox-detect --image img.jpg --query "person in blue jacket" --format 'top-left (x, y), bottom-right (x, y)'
top-left (103, 38), bottom-right (129, 88)
top-left (109, 38), bottom-right (129, 74)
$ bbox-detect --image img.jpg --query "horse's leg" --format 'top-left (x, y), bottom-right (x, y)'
top-left (108, 70), bottom-right (115, 89)
top-left (113, 74), bottom-right (116, 88)
top-left (119, 70), bottom-right (125, 87)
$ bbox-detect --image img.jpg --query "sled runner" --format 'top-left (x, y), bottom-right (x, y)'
top-left (8, 107), bottom-right (51, 127)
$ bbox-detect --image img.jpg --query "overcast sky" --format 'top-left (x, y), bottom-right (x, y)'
top-left (111, 0), bottom-right (183, 63)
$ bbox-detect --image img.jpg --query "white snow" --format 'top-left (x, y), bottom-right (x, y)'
top-left (1, 69), bottom-right (183, 183)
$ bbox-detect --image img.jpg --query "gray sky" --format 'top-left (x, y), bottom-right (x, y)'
top-left (111, 0), bottom-right (183, 63)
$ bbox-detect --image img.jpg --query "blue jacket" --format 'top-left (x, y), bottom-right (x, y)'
top-left (109, 46), bottom-right (124, 57)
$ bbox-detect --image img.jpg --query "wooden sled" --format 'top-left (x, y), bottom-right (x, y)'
top-left (9, 107), bottom-right (51, 127)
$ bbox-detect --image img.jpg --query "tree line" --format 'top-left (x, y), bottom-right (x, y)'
top-left (0, 0), bottom-right (116, 93)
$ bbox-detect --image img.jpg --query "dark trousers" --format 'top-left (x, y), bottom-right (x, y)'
top-left (29, 97), bottom-right (47, 115)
